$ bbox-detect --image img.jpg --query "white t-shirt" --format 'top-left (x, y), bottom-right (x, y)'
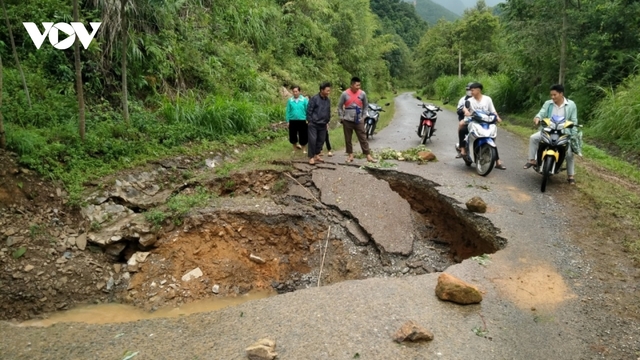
top-left (467, 95), bottom-right (496, 114)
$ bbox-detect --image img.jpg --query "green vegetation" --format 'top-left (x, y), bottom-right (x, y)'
top-left (144, 186), bottom-right (216, 227)
top-left (0, 0), bottom-right (428, 203)
top-left (414, 0), bottom-right (460, 24)
top-left (415, 0), bottom-right (640, 159)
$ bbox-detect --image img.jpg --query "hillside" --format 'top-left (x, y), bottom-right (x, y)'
top-left (431, 0), bottom-right (504, 15)
top-left (411, 0), bottom-right (460, 24)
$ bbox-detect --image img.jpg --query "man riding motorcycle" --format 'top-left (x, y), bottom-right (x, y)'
top-left (523, 84), bottom-right (581, 184)
top-left (456, 82), bottom-right (507, 170)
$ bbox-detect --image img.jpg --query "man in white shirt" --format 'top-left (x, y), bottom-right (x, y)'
top-left (457, 82), bottom-right (506, 170)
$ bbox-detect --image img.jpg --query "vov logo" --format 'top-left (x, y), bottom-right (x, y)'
top-left (23, 22), bottom-right (101, 50)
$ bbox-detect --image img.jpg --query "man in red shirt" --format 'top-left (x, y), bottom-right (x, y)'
top-left (337, 77), bottom-right (377, 163)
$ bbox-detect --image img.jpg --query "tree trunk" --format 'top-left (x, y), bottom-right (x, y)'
top-left (1, 0), bottom-right (31, 108)
top-left (73, 0), bottom-right (86, 141)
top-left (0, 55), bottom-right (5, 149)
top-left (121, 0), bottom-right (129, 124)
top-left (458, 49), bottom-right (462, 78)
top-left (558, 0), bottom-right (568, 85)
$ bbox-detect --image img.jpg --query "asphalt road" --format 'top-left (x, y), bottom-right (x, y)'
top-left (0, 93), bottom-right (636, 360)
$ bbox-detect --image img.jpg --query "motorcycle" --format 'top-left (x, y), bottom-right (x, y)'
top-left (534, 115), bottom-right (575, 192)
top-left (455, 110), bottom-right (498, 176)
top-left (416, 102), bottom-right (442, 144)
top-left (364, 103), bottom-right (385, 139)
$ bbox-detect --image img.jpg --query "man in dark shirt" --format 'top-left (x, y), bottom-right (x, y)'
top-left (306, 82), bottom-right (332, 165)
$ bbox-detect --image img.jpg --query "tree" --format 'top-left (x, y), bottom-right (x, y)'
top-left (73, 0), bottom-right (86, 140)
top-left (120, 0), bottom-right (129, 124)
top-left (558, 0), bottom-right (568, 84)
top-left (0, 0), bottom-right (31, 108)
top-left (0, 54), bottom-right (4, 149)
top-left (90, 0), bottom-right (133, 123)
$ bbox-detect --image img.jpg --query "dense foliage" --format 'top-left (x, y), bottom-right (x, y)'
top-left (0, 0), bottom-right (427, 200)
top-left (415, 0), bottom-right (640, 152)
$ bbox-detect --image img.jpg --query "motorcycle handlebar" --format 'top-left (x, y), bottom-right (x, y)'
top-left (417, 103), bottom-right (442, 111)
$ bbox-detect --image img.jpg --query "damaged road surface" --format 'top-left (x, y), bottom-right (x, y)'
top-left (1, 158), bottom-right (507, 321)
top-left (119, 162), bottom-right (507, 312)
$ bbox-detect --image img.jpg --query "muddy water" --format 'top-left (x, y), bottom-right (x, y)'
top-left (18, 290), bottom-right (275, 327)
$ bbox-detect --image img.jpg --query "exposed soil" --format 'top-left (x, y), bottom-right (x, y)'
top-left (0, 150), bottom-right (224, 321)
top-left (0, 150), bottom-right (116, 321)
top-left (1, 145), bottom-right (507, 321)
top-left (117, 163), bottom-right (505, 312)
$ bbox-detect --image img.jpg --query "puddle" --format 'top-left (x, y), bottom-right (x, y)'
top-left (19, 290), bottom-right (274, 327)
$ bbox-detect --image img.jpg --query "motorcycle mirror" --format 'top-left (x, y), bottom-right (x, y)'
top-left (385, 103), bottom-right (390, 106)
top-left (464, 100), bottom-right (471, 109)
top-left (416, 96), bottom-right (422, 101)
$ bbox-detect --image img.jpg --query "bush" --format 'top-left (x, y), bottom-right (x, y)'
top-left (432, 74), bottom-right (518, 113)
top-left (589, 74), bottom-right (640, 150)
top-left (4, 93), bottom-right (285, 205)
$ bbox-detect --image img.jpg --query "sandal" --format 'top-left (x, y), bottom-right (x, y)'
top-left (495, 163), bottom-right (507, 170)
top-left (315, 157), bottom-right (325, 163)
top-left (568, 178), bottom-right (576, 185)
top-left (309, 158), bottom-right (315, 165)
top-left (523, 162), bottom-right (535, 169)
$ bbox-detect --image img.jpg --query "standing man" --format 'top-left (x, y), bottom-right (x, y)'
top-left (338, 77), bottom-right (376, 163)
top-left (458, 82), bottom-right (506, 170)
top-left (286, 85), bottom-right (309, 153)
top-left (523, 84), bottom-right (579, 184)
top-left (306, 82), bottom-right (332, 165)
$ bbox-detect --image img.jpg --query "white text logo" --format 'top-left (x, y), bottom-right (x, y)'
top-left (23, 22), bottom-right (101, 50)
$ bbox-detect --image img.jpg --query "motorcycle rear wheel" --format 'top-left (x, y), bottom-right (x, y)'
top-left (475, 144), bottom-right (496, 176)
top-left (541, 156), bottom-right (554, 192)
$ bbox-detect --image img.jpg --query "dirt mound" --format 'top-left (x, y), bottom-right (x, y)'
top-left (0, 150), bottom-right (114, 321)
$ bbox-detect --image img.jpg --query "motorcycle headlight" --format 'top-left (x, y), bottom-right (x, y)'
top-left (543, 127), bottom-right (552, 132)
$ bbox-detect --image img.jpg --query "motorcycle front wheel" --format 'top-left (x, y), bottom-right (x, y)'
top-left (541, 156), bottom-right (554, 192)
top-left (475, 144), bottom-right (496, 176)
top-left (421, 126), bottom-right (431, 145)
top-left (365, 123), bottom-right (372, 139)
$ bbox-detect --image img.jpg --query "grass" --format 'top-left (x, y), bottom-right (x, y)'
top-left (166, 186), bottom-right (216, 225)
top-left (494, 111), bottom-right (640, 263)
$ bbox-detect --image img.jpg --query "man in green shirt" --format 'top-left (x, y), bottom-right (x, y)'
top-left (523, 84), bottom-right (579, 184)
top-left (286, 85), bottom-right (309, 152)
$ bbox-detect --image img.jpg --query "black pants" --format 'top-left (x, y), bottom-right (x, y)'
top-left (459, 126), bottom-right (500, 160)
top-left (288, 120), bottom-right (308, 145)
top-left (458, 127), bottom-right (468, 148)
top-left (308, 123), bottom-right (327, 158)
top-left (324, 131), bottom-right (331, 151)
